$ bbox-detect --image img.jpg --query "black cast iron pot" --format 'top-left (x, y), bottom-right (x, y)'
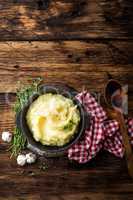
top-left (16, 83), bottom-right (89, 157)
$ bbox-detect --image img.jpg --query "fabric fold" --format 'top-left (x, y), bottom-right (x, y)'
top-left (68, 92), bottom-right (133, 163)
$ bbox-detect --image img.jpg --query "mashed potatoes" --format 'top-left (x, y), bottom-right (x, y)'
top-left (26, 93), bottom-right (80, 146)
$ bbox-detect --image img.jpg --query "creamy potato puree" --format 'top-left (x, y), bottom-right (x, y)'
top-left (26, 93), bottom-right (80, 146)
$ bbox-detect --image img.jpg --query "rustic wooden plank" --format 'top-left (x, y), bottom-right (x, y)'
top-left (0, 0), bottom-right (133, 40)
top-left (0, 41), bottom-right (132, 93)
top-left (1, 194), bottom-right (133, 200)
top-left (0, 146), bottom-right (133, 200)
top-left (0, 193), bottom-right (133, 200)
top-left (0, 41), bottom-right (133, 67)
top-left (0, 71), bottom-right (132, 93)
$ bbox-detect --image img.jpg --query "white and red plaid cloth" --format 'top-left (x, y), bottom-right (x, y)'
top-left (68, 91), bottom-right (133, 163)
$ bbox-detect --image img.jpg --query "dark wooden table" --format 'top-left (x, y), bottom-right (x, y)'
top-left (0, 0), bottom-right (133, 199)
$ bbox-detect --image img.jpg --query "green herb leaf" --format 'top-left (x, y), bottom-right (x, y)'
top-left (11, 77), bottom-right (43, 157)
top-left (63, 120), bottom-right (75, 131)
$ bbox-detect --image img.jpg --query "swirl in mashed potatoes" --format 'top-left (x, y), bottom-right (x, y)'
top-left (26, 93), bottom-right (80, 146)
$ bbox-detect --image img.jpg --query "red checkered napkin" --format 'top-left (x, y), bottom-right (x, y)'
top-left (68, 91), bottom-right (133, 163)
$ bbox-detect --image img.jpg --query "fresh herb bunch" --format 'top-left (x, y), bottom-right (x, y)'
top-left (11, 77), bottom-right (43, 157)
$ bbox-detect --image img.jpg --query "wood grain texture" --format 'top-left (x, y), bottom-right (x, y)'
top-left (0, 41), bottom-right (132, 93)
top-left (0, 0), bottom-right (133, 40)
top-left (0, 145), bottom-right (133, 200)
top-left (0, 0), bottom-right (133, 200)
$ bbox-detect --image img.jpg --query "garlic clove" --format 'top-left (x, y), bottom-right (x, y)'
top-left (26, 153), bottom-right (37, 164)
top-left (17, 154), bottom-right (26, 166)
top-left (2, 131), bottom-right (12, 143)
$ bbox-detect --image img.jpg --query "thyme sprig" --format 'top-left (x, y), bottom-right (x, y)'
top-left (11, 77), bottom-right (43, 157)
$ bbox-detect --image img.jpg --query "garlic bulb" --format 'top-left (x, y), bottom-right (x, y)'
top-left (26, 153), bottom-right (36, 164)
top-left (2, 131), bottom-right (12, 143)
top-left (17, 154), bottom-right (26, 166)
